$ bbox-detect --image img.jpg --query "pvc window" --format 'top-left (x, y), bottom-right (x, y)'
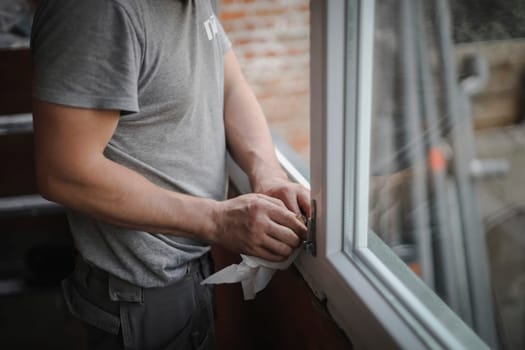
top-left (295, 1), bottom-right (494, 349)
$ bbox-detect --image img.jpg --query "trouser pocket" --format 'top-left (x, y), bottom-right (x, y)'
top-left (64, 256), bottom-right (216, 350)
top-left (159, 277), bottom-right (215, 350)
top-left (62, 276), bottom-right (120, 335)
top-left (161, 305), bottom-right (212, 350)
top-left (118, 274), bottom-right (211, 350)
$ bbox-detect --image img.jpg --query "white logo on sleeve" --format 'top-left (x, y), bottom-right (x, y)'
top-left (203, 15), bottom-right (219, 41)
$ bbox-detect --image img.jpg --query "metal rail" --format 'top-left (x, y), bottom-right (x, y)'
top-left (0, 194), bottom-right (62, 219)
top-left (0, 113), bottom-right (33, 135)
top-left (400, 0), bottom-right (435, 289)
top-left (434, 0), bottom-right (498, 346)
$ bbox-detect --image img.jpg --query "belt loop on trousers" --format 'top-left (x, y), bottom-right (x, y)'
top-left (74, 256), bottom-right (90, 288)
top-left (74, 253), bottom-right (213, 304)
top-left (108, 275), bottom-right (143, 303)
top-left (75, 256), bottom-right (143, 303)
top-left (197, 252), bottom-right (213, 279)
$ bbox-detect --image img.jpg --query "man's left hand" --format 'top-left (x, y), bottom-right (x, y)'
top-left (254, 177), bottom-right (311, 221)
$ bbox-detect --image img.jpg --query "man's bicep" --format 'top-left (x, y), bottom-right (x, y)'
top-left (32, 99), bottom-right (120, 186)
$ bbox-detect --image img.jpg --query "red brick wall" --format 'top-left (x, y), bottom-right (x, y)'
top-left (219, 0), bottom-right (310, 160)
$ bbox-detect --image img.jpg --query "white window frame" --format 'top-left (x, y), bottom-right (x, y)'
top-left (292, 1), bottom-right (492, 349)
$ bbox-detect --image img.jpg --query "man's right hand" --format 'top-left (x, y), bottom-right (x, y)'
top-left (212, 193), bottom-right (307, 262)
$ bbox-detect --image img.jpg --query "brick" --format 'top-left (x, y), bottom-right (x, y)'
top-left (243, 51), bottom-right (257, 59)
top-left (220, 10), bottom-right (247, 21)
top-left (297, 3), bottom-right (309, 12)
top-left (286, 47), bottom-right (308, 55)
top-left (219, 0), bottom-right (311, 156)
top-left (234, 38), bottom-right (248, 46)
top-left (222, 21), bottom-right (236, 32)
top-left (244, 21), bottom-right (257, 30)
top-left (265, 50), bottom-right (279, 57)
top-left (255, 8), bottom-right (288, 17)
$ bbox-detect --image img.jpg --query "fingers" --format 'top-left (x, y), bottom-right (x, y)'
top-left (244, 227), bottom-right (295, 262)
top-left (296, 186), bottom-right (312, 218)
top-left (218, 192), bottom-right (309, 261)
top-left (264, 235), bottom-right (294, 257)
top-left (251, 195), bottom-right (304, 259)
top-left (266, 222), bottom-right (301, 248)
top-left (268, 205), bottom-right (307, 240)
top-left (254, 193), bottom-right (306, 235)
top-left (276, 189), bottom-right (301, 214)
top-left (263, 183), bottom-right (311, 219)
top-left (259, 194), bottom-right (287, 209)
top-left (266, 185), bottom-right (301, 214)
top-left (251, 246), bottom-right (287, 262)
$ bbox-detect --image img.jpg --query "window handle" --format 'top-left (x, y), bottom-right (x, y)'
top-left (302, 199), bottom-right (317, 256)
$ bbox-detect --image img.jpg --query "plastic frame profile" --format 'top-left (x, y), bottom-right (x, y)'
top-left (294, 0), bottom-right (491, 349)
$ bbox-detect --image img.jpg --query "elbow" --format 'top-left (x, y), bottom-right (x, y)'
top-left (35, 163), bottom-right (67, 204)
top-left (34, 152), bottom-right (103, 207)
top-left (36, 172), bottom-right (61, 203)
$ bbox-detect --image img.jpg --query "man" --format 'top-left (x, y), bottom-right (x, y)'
top-left (31, 0), bottom-right (310, 349)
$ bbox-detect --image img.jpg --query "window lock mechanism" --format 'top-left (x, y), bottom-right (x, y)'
top-left (302, 199), bottom-right (317, 256)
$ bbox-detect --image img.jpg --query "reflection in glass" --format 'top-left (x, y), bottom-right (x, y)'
top-left (363, 1), bottom-right (524, 349)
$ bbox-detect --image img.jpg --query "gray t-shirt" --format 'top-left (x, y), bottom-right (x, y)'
top-left (31, 0), bottom-right (232, 287)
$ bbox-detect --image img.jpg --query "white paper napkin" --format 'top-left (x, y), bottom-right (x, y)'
top-left (201, 249), bottom-right (300, 300)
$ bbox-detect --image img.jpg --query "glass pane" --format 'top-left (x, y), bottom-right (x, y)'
top-left (353, 0), bottom-right (524, 348)
top-left (451, 2), bottom-right (525, 349)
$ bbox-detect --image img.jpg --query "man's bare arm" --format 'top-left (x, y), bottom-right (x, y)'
top-left (32, 100), bottom-right (305, 261)
top-left (223, 50), bottom-right (311, 219)
top-left (33, 100), bottom-right (220, 236)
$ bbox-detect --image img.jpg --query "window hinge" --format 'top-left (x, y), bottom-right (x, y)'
top-left (303, 199), bottom-right (317, 256)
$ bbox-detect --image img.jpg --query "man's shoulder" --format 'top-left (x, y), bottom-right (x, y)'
top-left (37, 0), bottom-right (140, 18)
top-left (111, 0), bottom-right (148, 20)
top-left (34, 0), bottom-right (143, 35)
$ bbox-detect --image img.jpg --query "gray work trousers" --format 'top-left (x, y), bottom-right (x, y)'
top-left (61, 254), bottom-right (216, 350)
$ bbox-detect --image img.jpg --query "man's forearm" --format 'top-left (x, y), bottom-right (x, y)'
top-left (33, 92), bottom-right (307, 261)
top-left (223, 51), bottom-right (287, 190)
top-left (32, 99), bottom-right (221, 242)
top-left (40, 154), bottom-right (219, 241)
top-left (40, 155), bottom-right (307, 260)
top-left (223, 51), bottom-right (311, 218)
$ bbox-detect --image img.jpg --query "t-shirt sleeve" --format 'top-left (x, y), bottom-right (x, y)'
top-left (216, 17), bottom-right (232, 55)
top-left (31, 0), bottom-right (142, 113)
